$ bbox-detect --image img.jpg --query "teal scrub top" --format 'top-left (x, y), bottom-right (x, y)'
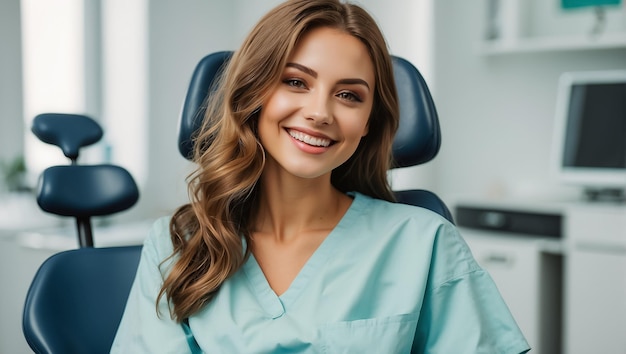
top-left (111, 192), bottom-right (530, 353)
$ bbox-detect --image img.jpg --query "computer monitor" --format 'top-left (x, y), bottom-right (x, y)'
top-left (551, 70), bottom-right (626, 201)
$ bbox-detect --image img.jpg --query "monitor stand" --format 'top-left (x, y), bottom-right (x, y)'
top-left (583, 187), bottom-right (626, 203)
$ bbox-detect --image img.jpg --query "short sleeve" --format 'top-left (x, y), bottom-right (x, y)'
top-left (412, 223), bottom-right (531, 354)
top-left (110, 217), bottom-right (191, 354)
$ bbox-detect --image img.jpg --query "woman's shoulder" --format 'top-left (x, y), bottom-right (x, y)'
top-left (350, 192), bottom-right (479, 287)
top-left (348, 191), bottom-right (459, 250)
top-left (351, 191), bottom-right (451, 227)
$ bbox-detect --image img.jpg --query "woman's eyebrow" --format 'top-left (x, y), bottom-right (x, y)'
top-left (286, 62), bottom-right (317, 78)
top-left (337, 78), bottom-right (370, 90)
top-left (285, 62), bottom-right (370, 90)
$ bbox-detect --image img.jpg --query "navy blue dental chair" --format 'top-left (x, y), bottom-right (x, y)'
top-left (178, 51), bottom-right (454, 223)
top-left (22, 113), bottom-right (142, 354)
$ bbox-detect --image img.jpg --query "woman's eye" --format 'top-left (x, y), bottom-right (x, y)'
top-left (284, 79), bottom-right (306, 89)
top-left (337, 91), bottom-right (362, 102)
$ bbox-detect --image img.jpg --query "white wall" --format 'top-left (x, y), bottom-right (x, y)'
top-left (101, 0), bottom-right (148, 193)
top-left (232, 0), bottom-right (283, 43)
top-left (138, 1), bottom-right (237, 219)
top-left (431, 0), bottom-right (626, 205)
top-left (0, 0), bottom-right (24, 163)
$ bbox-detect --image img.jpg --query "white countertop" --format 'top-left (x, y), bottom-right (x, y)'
top-left (0, 193), bottom-right (66, 236)
top-left (17, 219), bottom-right (155, 251)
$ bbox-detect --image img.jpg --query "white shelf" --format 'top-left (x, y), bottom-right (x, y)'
top-left (482, 32), bottom-right (626, 55)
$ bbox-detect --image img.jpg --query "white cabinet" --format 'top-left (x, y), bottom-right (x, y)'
top-left (564, 205), bottom-right (626, 354)
top-left (461, 229), bottom-right (563, 354)
top-left (457, 200), bottom-right (626, 353)
top-left (565, 248), bottom-right (626, 354)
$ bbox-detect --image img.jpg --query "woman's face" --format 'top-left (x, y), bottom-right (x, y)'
top-left (257, 26), bottom-right (375, 181)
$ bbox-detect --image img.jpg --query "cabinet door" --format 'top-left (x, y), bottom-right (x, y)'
top-left (566, 246), bottom-right (626, 354)
top-left (462, 232), bottom-right (542, 352)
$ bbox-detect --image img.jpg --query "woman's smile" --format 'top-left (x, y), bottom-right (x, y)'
top-left (286, 128), bottom-right (338, 155)
top-left (287, 128), bottom-right (334, 148)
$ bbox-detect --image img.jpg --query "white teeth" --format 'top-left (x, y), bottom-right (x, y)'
top-left (288, 130), bottom-right (332, 147)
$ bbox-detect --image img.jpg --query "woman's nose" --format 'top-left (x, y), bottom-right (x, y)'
top-left (304, 91), bottom-right (333, 125)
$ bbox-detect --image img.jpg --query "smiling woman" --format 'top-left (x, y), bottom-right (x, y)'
top-left (111, 1), bottom-right (530, 353)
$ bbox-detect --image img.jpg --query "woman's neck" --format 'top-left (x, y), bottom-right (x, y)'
top-left (252, 169), bottom-right (350, 243)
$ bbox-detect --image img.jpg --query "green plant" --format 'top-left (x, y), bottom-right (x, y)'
top-left (0, 155), bottom-right (28, 192)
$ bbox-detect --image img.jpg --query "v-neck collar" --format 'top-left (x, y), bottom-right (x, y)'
top-left (242, 192), bottom-right (366, 318)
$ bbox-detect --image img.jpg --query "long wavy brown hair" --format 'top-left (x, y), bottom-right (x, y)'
top-left (159, 0), bottom-right (400, 322)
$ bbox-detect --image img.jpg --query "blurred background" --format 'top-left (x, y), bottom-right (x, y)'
top-left (1, 0), bottom-right (625, 353)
